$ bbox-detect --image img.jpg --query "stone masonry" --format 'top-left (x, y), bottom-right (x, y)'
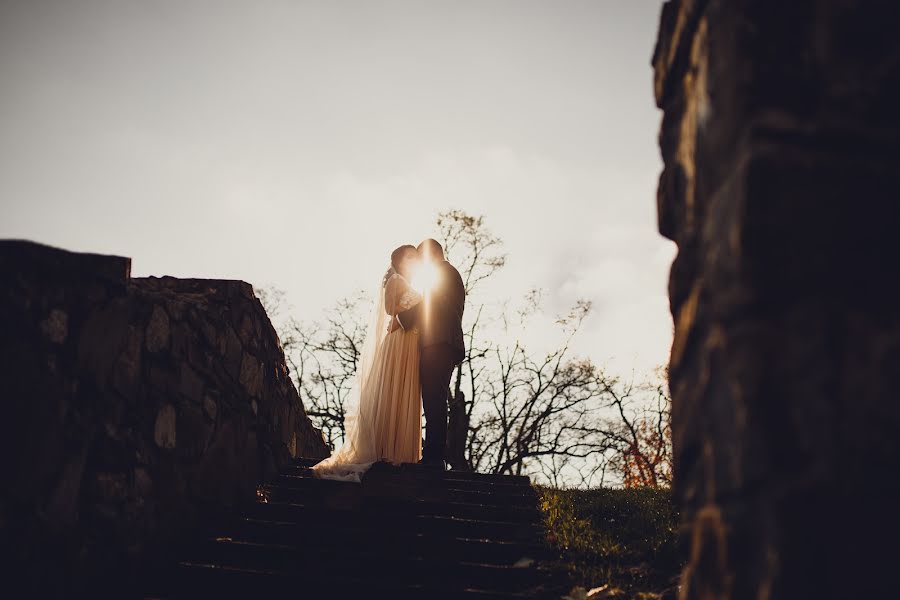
top-left (653, 1), bottom-right (900, 598)
top-left (0, 240), bottom-right (327, 595)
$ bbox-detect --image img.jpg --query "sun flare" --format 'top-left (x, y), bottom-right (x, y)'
top-left (410, 261), bottom-right (439, 295)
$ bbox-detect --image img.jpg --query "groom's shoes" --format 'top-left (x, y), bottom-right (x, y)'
top-left (417, 458), bottom-right (446, 471)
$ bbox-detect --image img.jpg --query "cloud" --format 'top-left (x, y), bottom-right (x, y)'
top-left (0, 0), bottom-right (673, 378)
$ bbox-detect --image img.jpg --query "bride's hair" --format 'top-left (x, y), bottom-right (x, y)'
top-left (384, 244), bottom-right (417, 287)
top-left (382, 267), bottom-right (396, 288)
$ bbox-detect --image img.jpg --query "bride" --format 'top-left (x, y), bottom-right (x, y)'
top-left (312, 245), bottom-right (424, 481)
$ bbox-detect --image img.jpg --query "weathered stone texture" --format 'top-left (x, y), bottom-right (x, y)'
top-left (0, 240), bottom-right (327, 595)
top-left (654, 1), bottom-right (900, 598)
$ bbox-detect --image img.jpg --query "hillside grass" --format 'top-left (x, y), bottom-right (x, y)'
top-left (535, 485), bottom-right (682, 599)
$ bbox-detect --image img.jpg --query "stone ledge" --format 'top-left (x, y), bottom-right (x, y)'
top-left (651, 0), bottom-right (709, 108)
top-left (0, 239), bottom-right (327, 595)
top-left (0, 238), bottom-right (131, 288)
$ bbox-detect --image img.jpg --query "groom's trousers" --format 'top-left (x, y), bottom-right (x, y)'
top-left (420, 344), bottom-right (457, 463)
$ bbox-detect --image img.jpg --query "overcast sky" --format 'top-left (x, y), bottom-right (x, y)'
top-left (0, 0), bottom-right (673, 378)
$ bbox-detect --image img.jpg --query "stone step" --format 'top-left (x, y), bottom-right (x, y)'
top-left (369, 492), bottom-right (542, 523)
top-left (176, 538), bottom-right (552, 592)
top-left (215, 517), bottom-right (551, 565)
top-left (289, 459), bottom-right (532, 488)
top-left (145, 458), bottom-right (560, 598)
top-left (369, 460), bottom-right (533, 485)
top-left (285, 465), bottom-right (535, 495)
top-left (365, 480), bottom-right (539, 507)
top-left (260, 477), bottom-right (364, 509)
top-left (271, 475), bottom-right (538, 506)
top-left (245, 503), bottom-right (547, 544)
top-left (160, 561), bottom-right (549, 599)
top-left (267, 475), bottom-right (539, 508)
top-left (363, 468), bottom-right (539, 495)
top-left (255, 488), bottom-right (543, 524)
top-left (277, 468), bottom-right (539, 495)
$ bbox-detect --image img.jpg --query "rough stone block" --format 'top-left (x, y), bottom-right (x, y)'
top-left (653, 1), bottom-right (900, 597)
top-left (0, 240), bottom-right (327, 595)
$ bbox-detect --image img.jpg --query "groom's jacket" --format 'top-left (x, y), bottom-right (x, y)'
top-left (397, 260), bottom-right (466, 365)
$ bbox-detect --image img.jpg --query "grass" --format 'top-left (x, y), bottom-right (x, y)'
top-left (535, 485), bottom-right (682, 599)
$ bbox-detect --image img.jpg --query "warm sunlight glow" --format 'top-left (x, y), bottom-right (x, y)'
top-left (410, 261), bottom-right (439, 295)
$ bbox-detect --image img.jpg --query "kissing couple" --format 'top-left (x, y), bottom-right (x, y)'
top-left (312, 239), bottom-right (466, 481)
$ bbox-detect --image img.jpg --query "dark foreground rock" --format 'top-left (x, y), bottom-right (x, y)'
top-left (0, 240), bottom-right (327, 596)
top-left (653, 1), bottom-right (900, 598)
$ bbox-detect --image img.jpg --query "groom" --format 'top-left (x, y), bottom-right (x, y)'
top-left (395, 239), bottom-right (465, 469)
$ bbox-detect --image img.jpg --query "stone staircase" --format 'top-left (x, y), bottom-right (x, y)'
top-left (145, 458), bottom-right (566, 599)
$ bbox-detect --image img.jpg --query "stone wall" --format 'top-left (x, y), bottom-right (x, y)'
top-left (653, 1), bottom-right (900, 597)
top-left (0, 240), bottom-right (327, 594)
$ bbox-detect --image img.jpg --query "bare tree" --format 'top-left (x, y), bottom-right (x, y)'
top-left (466, 300), bottom-right (617, 482)
top-left (600, 369), bottom-right (673, 487)
top-left (279, 292), bottom-right (370, 450)
top-left (255, 286), bottom-right (287, 321)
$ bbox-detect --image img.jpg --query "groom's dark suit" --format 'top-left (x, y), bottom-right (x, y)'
top-left (396, 260), bottom-right (465, 463)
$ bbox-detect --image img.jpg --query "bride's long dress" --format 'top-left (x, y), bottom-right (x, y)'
top-left (312, 273), bottom-right (422, 482)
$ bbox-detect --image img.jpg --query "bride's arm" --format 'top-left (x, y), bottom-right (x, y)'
top-left (385, 275), bottom-right (422, 314)
top-left (384, 274), bottom-right (402, 315)
top-left (388, 276), bottom-right (422, 327)
top-left (396, 302), bottom-right (420, 330)
top-left (395, 285), bottom-right (423, 329)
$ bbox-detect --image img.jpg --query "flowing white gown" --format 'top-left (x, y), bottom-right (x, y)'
top-left (312, 272), bottom-right (422, 482)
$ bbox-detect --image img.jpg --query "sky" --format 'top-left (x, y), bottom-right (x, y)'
top-left (0, 0), bottom-right (674, 379)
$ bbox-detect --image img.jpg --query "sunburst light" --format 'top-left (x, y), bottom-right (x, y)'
top-left (410, 261), bottom-right (439, 295)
